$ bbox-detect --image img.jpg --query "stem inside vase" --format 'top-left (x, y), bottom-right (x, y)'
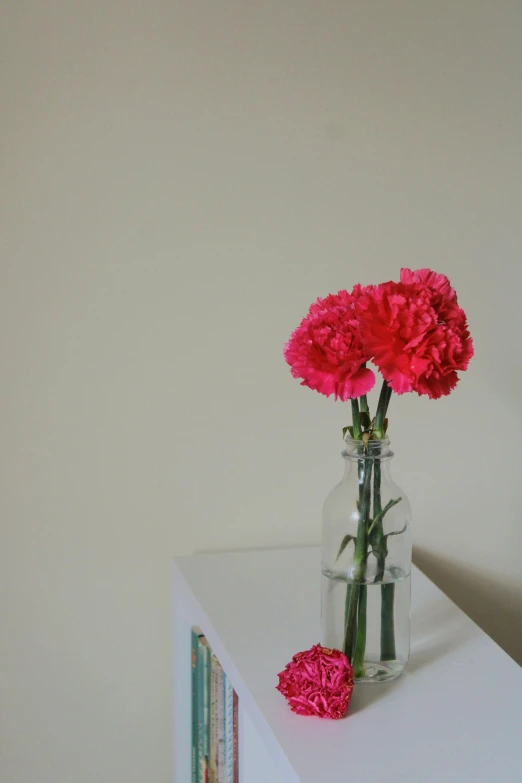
top-left (344, 382), bottom-right (398, 674)
top-left (343, 446), bottom-right (372, 673)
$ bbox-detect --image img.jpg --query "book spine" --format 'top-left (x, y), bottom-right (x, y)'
top-left (224, 674), bottom-right (234, 783)
top-left (209, 654), bottom-right (219, 783)
top-left (206, 645), bottom-right (212, 783)
top-left (232, 691), bottom-right (239, 783)
top-left (202, 639), bottom-right (211, 783)
top-left (198, 637), bottom-right (208, 783)
top-left (191, 629), bottom-right (200, 783)
top-left (216, 660), bottom-right (225, 782)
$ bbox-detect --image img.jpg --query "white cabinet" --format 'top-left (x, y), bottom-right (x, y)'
top-left (173, 547), bottom-right (522, 782)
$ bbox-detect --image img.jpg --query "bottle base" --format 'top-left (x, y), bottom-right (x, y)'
top-left (354, 659), bottom-right (406, 683)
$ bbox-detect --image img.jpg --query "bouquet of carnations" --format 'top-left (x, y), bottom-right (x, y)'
top-left (278, 269), bottom-right (473, 708)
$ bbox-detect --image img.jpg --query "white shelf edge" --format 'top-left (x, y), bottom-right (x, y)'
top-left (173, 562), bottom-right (300, 783)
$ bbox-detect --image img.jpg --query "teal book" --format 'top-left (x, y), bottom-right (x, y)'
top-left (191, 627), bottom-right (202, 783)
top-left (223, 672), bottom-right (234, 783)
top-left (209, 653), bottom-right (219, 783)
top-left (216, 659), bottom-right (225, 782)
top-left (233, 690), bottom-right (239, 783)
top-left (198, 636), bottom-right (210, 783)
top-left (205, 640), bottom-right (212, 782)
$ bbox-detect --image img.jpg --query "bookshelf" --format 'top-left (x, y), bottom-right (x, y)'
top-left (173, 547), bottom-right (522, 783)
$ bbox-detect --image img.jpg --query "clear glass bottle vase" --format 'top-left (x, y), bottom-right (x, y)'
top-left (321, 436), bottom-right (412, 682)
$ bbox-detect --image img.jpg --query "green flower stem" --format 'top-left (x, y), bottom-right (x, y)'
top-left (351, 395), bottom-right (364, 510)
top-left (373, 380), bottom-right (390, 439)
top-left (373, 461), bottom-right (396, 659)
top-left (351, 398), bottom-right (362, 440)
top-left (368, 497), bottom-right (403, 537)
top-left (373, 459), bottom-right (382, 518)
top-left (343, 582), bottom-right (359, 662)
top-left (345, 458), bottom-right (373, 672)
top-left (359, 394), bottom-right (370, 416)
top-left (381, 584), bottom-right (396, 661)
top-left (343, 398), bottom-right (362, 659)
top-left (371, 450), bottom-right (387, 584)
top-left (371, 383), bottom-right (397, 662)
top-left (343, 581), bottom-right (355, 649)
top-left (353, 585), bottom-right (367, 679)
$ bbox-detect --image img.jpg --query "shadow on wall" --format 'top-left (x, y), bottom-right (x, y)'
top-left (414, 547), bottom-right (522, 666)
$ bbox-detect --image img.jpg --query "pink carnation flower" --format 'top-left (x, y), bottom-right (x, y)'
top-left (357, 268), bottom-right (473, 399)
top-left (284, 286), bottom-right (375, 401)
top-left (276, 644), bottom-right (354, 719)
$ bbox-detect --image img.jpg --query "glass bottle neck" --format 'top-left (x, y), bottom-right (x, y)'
top-left (342, 437), bottom-right (394, 482)
top-left (342, 444), bottom-right (394, 488)
top-left (342, 437), bottom-right (394, 462)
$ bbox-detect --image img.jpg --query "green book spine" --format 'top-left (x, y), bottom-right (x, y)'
top-left (191, 628), bottom-right (201, 783)
top-left (216, 660), bottom-right (225, 780)
top-left (224, 672), bottom-right (234, 783)
top-left (209, 653), bottom-right (219, 783)
top-left (204, 641), bottom-right (211, 782)
top-left (233, 690), bottom-right (239, 783)
top-left (198, 637), bottom-right (210, 783)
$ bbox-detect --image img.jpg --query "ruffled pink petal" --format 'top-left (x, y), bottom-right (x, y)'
top-left (285, 286), bottom-right (374, 401)
top-left (276, 645), bottom-right (354, 719)
top-left (359, 270), bottom-right (473, 399)
top-left (336, 366), bottom-right (376, 401)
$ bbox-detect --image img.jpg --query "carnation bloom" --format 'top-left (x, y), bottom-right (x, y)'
top-left (357, 268), bottom-right (473, 399)
top-left (284, 286), bottom-right (375, 401)
top-left (276, 644), bottom-right (354, 719)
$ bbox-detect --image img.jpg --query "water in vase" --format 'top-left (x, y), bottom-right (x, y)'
top-left (321, 567), bottom-right (411, 682)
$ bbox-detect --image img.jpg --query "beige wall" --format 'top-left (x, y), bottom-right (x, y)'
top-left (2, 1), bottom-right (521, 781)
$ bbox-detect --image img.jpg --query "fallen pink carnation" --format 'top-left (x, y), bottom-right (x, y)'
top-left (276, 644), bottom-right (354, 719)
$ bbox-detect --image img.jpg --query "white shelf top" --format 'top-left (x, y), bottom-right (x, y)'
top-left (173, 547), bottom-right (522, 783)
